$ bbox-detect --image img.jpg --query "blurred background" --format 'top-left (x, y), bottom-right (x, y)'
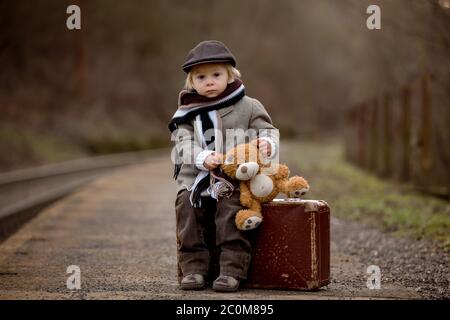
top-left (1, 1), bottom-right (449, 298)
top-left (0, 0), bottom-right (449, 196)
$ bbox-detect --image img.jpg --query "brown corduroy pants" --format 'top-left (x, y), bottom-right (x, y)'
top-left (175, 189), bottom-right (252, 280)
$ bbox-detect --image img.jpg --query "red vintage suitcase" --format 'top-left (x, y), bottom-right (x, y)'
top-left (245, 199), bottom-right (330, 290)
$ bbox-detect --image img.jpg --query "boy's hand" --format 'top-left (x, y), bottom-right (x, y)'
top-left (203, 152), bottom-right (223, 171)
top-left (254, 138), bottom-right (272, 158)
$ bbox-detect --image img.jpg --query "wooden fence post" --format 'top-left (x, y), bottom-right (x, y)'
top-left (346, 107), bottom-right (358, 163)
top-left (420, 75), bottom-right (432, 173)
top-left (357, 103), bottom-right (367, 168)
top-left (382, 94), bottom-right (392, 177)
top-left (400, 87), bottom-right (411, 181)
top-left (369, 98), bottom-right (379, 171)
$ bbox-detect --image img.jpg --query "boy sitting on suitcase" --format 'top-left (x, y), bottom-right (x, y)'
top-left (169, 40), bottom-right (279, 292)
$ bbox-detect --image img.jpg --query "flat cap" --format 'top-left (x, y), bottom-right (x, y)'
top-left (182, 40), bottom-right (236, 73)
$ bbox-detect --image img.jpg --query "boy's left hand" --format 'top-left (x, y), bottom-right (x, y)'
top-left (253, 138), bottom-right (272, 158)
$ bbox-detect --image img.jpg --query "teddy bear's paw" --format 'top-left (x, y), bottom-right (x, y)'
top-left (236, 162), bottom-right (259, 181)
top-left (235, 210), bottom-right (263, 230)
top-left (243, 216), bottom-right (263, 230)
top-left (289, 187), bottom-right (309, 198)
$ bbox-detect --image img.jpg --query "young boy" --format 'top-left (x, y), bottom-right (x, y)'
top-left (168, 40), bottom-right (279, 292)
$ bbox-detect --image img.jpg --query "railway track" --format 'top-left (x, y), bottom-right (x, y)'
top-left (0, 148), bottom-right (169, 243)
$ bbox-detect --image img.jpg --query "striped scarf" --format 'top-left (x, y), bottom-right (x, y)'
top-left (168, 79), bottom-right (245, 133)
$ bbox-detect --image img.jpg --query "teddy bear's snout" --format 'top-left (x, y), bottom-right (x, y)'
top-left (236, 162), bottom-right (259, 180)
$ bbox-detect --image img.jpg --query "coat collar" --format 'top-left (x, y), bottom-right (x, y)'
top-left (218, 105), bottom-right (234, 117)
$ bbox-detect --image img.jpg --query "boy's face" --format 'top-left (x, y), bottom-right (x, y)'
top-left (191, 63), bottom-right (229, 98)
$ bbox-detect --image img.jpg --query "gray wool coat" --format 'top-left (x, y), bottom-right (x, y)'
top-left (171, 95), bottom-right (279, 194)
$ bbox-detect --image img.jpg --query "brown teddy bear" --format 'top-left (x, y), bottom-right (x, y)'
top-left (219, 141), bottom-right (310, 230)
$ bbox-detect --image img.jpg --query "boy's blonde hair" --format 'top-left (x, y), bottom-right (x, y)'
top-left (184, 63), bottom-right (241, 91)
